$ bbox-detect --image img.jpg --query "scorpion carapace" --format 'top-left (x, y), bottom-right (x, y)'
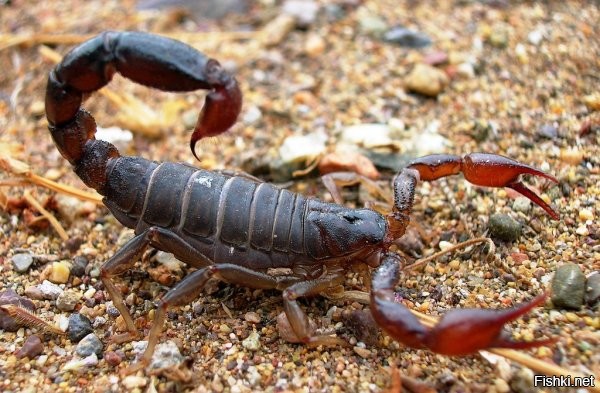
top-left (45, 31), bottom-right (559, 373)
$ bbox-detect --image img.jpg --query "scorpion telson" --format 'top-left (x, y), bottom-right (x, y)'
top-left (45, 31), bottom-right (559, 373)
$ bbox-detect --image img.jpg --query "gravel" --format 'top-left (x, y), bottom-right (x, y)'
top-left (0, 1), bottom-right (598, 392)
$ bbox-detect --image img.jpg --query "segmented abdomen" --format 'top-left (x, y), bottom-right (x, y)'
top-left (103, 158), bottom-right (324, 270)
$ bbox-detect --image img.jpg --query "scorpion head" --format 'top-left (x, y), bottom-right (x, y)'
top-left (305, 207), bottom-right (387, 260)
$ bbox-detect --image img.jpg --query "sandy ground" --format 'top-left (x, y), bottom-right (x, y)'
top-left (0, 1), bottom-right (598, 392)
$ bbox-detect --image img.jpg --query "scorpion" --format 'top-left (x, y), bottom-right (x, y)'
top-left (45, 31), bottom-right (559, 373)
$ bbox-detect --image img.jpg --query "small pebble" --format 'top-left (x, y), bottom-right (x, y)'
top-left (404, 64), bottom-right (449, 97)
top-left (279, 131), bottom-right (327, 164)
top-left (23, 286), bottom-right (44, 301)
top-left (512, 197), bottom-right (531, 214)
top-left (54, 195), bottom-right (90, 224)
top-left (585, 272), bottom-right (600, 306)
top-left (304, 34), bottom-right (326, 57)
top-left (75, 333), bottom-right (103, 357)
top-left (244, 311), bottom-right (261, 324)
top-left (242, 331), bottom-right (261, 351)
top-left (340, 123), bottom-right (393, 148)
top-left (70, 256), bottom-right (89, 277)
top-left (150, 340), bottom-right (184, 370)
top-left (48, 261), bottom-right (71, 284)
top-left (155, 251), bottom-right (183, 272)
top-left (11, 253), bottom-right (34, 273)
top-left (551, 263), bottom-right (586, 310)
top-left (358, 13), bottom-right (388, 36)
top-left (353, 346), bottom-right (372, 359)
top-left (68, 313), bottom-right (94, 343)
top-left (537, 123), bottom-right (559, 139)
top-left (488, 214), bottom-right (522, 242)
top-left (510, 368), bottom-right (535, 393)
top-left (383, 26), bottom-right (432, 48)
top-left (282, 0), bottom-right (319, 27)
top-left (560, 148), bottom-right (584, 166)
top-left (575, 225), bottom-right (589, 236)
top-left (242, 105), bottom-right (262, 125)
top-left (494, 378), bottom-right (510, 393)
top-left (62, 353), bottom-right (98, 371)
top-left (121, 375), bottom-right (148, 389)
top-left (36, 280), bottom-right (63, 300)
top-left (488, 24), bottom-right (509, 48)
top-left (582, 93), bottom-right (600, 111)
top-left (578, 209), bottom-right (594, 221)
top-left (527, 28), bottom-right (544, 45)
top-left (104, 350), bottom-right (123, 367)
top-left (15, 335), bottom-right (44, 359)
top-left (438, 240), bottom-right (453, 251)
top-left (56, 290), bottom-right (80, 312)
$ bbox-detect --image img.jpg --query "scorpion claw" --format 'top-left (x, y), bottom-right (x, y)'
top-left (506, 181), bottom-right (559, 220)
top-left (423, 293), bottom-right (554, 355)
top-left (371, 256), bottom-right (554, 356)
top-left (407, 153), bottom-right (559, 220)
top-left (461, 153), bottom-right (559, 220)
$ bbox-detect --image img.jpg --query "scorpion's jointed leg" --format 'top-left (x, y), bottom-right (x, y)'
top-left (371, 153), bottom-right (558, 355)
top-left (129, 264), bottom-right (345, 374)
top-left (210, 264), bottom-right (348, 346)
top-left (100, 226), bottom-right (214, 343)
top-left (282, 273), bottom-right (349, 347)
top-left (322, 172), bottom-right (392, 205)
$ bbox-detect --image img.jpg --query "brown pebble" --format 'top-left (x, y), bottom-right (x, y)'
top-left (405, 63), bottom-right (449, 97)
top-left (244, 311), bottom-right (261, 324)
top-left (226, 359), bottom-right (237, 371)
top-left (353, 346), bottom-right (371, 358)
top-left (104, 350), bottom-right (122, 367)
top-left (15, 335), bottom-right (44, 359)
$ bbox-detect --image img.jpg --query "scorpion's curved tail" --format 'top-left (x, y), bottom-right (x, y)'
top-left (45, 31), bottom-right (242, 194)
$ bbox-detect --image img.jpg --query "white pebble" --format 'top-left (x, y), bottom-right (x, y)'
top-left (575, 225), bottom-right (589, 236)
top-left (438, 240), bottom-right (453, 251)
top-left (279, 131), bottom-right (327, 163)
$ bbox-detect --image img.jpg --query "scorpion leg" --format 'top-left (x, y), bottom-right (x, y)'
top-left (208, 265), bottom-right (348, 346)
top-left (282, 274), bottom-right (349, 347)
top-left (128, 264), bottom-right (342, 374)
top-left (371, 153), bottom-right (558, 355)
top-left (322, 172), bottom-right (392, 205)
top-left (100, 226), bottom-right (213, 343)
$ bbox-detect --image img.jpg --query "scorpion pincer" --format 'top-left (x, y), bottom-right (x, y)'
top-left (45, 31), bottom-right (559, 373)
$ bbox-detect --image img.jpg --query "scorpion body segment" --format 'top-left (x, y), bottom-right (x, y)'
top-left (46, 31), bottom-right (560, 374)
top-left (103, 157), bottom-right (387, 270)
